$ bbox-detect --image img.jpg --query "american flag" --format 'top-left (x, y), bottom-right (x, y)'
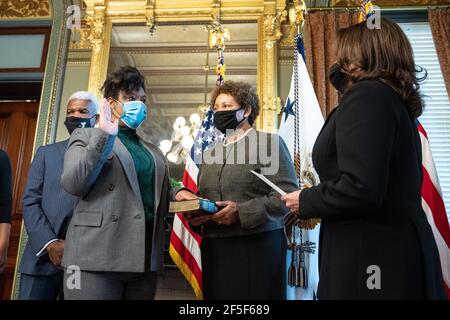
top-left (417, 120), bottom-right (450, 299)
top-left (169, 109), bottom-right (224, 299)
top-left (358, 0), bottom-right (374, 23)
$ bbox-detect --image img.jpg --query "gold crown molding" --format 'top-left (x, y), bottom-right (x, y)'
top-left (110, 44), bottom-right (257, 55)
top-left (279, 58), bottom-right (294, 64)
top-left (68, 49), bottom-right (92, 58)
top-left (83, 0), bottom-right (265, 22)
top-left (0, 0), bottom-right (51, 19)
top-left (330, 0), bottom-right (449, 7)
top-left (102, 8), bottom-right (264, 23)
top-left (140, 68), bottom-right (257, 76)
top-left (67, 60), bottom-right (92, 65)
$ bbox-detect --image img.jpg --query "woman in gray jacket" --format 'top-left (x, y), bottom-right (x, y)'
top-left (186, 81), bottom-right (298, 300)
top-left (61, 66), bottom-right (195, 300)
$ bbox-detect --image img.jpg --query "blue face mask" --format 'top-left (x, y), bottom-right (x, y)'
top-left (114, 99), bottom-right (148, 129)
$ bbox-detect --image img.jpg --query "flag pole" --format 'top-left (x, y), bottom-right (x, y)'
top-left (286, 0), bottom-right (320, 290)
top-left (289, 0), bottom-right (321, 231)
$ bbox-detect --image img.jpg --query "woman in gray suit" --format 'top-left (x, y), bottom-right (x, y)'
top-left (61, 66), bottom-right (196, 300)
top-left (186, 81), bottom-right (298, 299)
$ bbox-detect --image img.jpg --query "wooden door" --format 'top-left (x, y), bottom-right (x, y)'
top-left (0, 101), bottom-right (38, 299)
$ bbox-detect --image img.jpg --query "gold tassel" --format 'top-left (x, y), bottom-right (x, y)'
top-left (297, 218), bottom-right (321, 230)
top-left (298, 186), bottom-right (321, 230)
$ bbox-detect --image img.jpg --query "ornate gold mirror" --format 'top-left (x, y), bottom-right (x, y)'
top-left (108, 22), bottom-right (258, 178)
top-left (106, 11), bottom-right (262, 300)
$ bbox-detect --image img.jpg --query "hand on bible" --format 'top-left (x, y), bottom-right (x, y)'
top-left (175, 190), bottom-right (198, 201)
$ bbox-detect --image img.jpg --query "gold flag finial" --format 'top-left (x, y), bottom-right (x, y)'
top-left (289, 0), bottom-right (307, 34)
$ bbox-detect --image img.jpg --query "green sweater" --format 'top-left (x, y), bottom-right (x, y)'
top-left (117, 126), bottom-right (155, 222)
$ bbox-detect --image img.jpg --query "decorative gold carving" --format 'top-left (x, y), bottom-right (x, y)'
top-left (279, 24), bottom-right (296, 48)
top-left (86, 14), bottom-right (105, 52)
top-left (264, 10), bottom-right (287, 40)
top-left (211, 0), bottom-right (221, 22)
top-left (86, 0), bottom-right (111, 98)
top-left (145, 0), bottom-right (156, 35)
top-left (69, 26), bottom-right (92, 50)
top-left (0, 0), bottom-right (50, 19)
top-left (207, 0), bottom-right (231, 51)
top-left (289, 0), bottom-right (306, 31)
top-left (208, 22), bottom-right (231, 51)
top-left (263, 97), bottom-right (282, 112)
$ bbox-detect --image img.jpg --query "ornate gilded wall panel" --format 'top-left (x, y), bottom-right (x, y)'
top-left (0, 0), bottom-right (51, 19)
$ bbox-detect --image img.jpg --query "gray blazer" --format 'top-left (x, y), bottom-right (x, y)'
top-left (197, 130), bottom-right (298, 238)
top-left (61, 128), bottom-right (180, 273)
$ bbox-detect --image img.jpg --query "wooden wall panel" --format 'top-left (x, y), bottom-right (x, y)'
top-left (0, 102), bottom-right (38, 300)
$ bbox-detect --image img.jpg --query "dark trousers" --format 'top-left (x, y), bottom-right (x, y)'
top-left (202, 229), bottom-right (287, 300)
top-left (63, 270), bottom-right (157, 300)
top-left (19, 272), bottom-right (63, 300)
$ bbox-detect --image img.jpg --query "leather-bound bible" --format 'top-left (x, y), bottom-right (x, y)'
top-left (169, 199), bottom-right (219, 214)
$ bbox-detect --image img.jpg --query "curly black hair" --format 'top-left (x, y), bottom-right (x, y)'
top-left (210, 81), bottom-right (260, 126)
top-left (101, 66), bottom-right (146, 99)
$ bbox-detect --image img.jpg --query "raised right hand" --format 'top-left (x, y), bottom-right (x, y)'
top-left (99, 98), bottom-right (119, 136)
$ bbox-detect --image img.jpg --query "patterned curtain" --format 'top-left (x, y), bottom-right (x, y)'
top-left (429, 8), bottom-right (450, 99)
top-left (303, 11), bottom-right (359, 116)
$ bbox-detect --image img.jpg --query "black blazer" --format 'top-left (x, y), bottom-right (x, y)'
top-left (299, 80), bottom-right (446, 299)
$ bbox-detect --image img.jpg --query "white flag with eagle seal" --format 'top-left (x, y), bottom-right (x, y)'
top-left (278, 35), bottom-right (324, 300)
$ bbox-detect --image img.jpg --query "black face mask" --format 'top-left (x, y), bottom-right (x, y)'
top-left (329, 63), bottom-right (350, 94)
top-left (64, 116), bottom-right (95, 134)
top-left (213, 108), bottom-right (247, 134)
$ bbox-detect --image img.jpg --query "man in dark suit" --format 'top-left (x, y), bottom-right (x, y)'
top-left (18, 91), bottom-right (99, 300)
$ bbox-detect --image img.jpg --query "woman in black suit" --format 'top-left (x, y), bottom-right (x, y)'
top-left (282, 18), bottom-right (446, 299)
